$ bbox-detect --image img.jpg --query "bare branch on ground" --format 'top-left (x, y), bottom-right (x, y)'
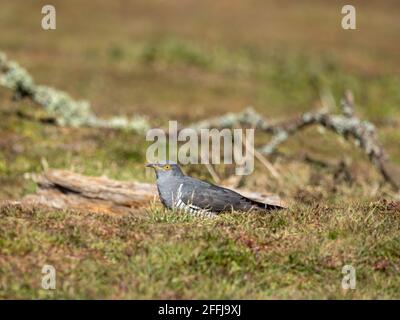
top-left (188, 93), bottom-right (400, 191)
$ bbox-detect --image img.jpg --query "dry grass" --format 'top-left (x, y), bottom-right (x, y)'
top-left (1, 200), bottom-right (399, 299)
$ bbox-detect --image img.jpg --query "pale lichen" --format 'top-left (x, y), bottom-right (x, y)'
top-left (0, 51), bottom-right (149, 132)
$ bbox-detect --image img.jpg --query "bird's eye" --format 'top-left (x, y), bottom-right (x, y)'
top-left (164, 165), bottom-right (171, 170)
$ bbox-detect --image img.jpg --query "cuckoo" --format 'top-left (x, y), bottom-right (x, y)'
top-left (146, 162), bottom-right (284, 217)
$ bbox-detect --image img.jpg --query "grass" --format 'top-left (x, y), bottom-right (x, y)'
top-left (1, 0), bottom-right (400, 299)
top-left (1, 200), bottom-right (399, 299)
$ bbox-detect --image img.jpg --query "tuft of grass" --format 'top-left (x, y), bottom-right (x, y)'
top-left (140, 38), bottom-right (211, 70)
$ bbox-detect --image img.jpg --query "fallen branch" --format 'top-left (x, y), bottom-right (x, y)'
top-left (0, 51), bottom-right (149, 132)
top-left (2, 52), bottom-right (398, 190)
top-left (188, 92), bottom-right (400, 191)
top-left (22, 170), bottom-right (157, 215)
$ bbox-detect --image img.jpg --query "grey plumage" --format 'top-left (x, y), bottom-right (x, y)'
top-left (146, 162), bottom-right (284, 216)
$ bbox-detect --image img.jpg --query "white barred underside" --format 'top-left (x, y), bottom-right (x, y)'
top-left (173, 184), bottom-right (215, 218)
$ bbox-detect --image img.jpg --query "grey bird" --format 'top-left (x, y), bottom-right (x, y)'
top-left (146, 162), bottom-right (284, 217)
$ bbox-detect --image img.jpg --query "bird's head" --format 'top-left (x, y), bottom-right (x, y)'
top-left (146, 161), bottom-right (183, 178)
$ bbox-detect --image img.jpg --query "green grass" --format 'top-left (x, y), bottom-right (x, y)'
top-left (81, 37), bottom-right (400, 122)
top-left (1, 201), bottom-right (399, 299)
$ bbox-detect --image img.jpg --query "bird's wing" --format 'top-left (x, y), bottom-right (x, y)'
top-left (179, 177), bottom-right (281, 213)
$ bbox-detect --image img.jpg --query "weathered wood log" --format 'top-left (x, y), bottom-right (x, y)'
top-left (22, 170), bottom-right (285, 215)
top-left (22, 170), bottom-right (158, 215)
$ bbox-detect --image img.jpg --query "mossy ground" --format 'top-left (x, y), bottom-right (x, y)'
top-left (1, 200), bottom-right (399, 299)
top-left (1, 1), bottom-right (400, 299)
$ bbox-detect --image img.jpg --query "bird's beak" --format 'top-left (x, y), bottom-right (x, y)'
top-left (145, 163), bottom-right (156, 169)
